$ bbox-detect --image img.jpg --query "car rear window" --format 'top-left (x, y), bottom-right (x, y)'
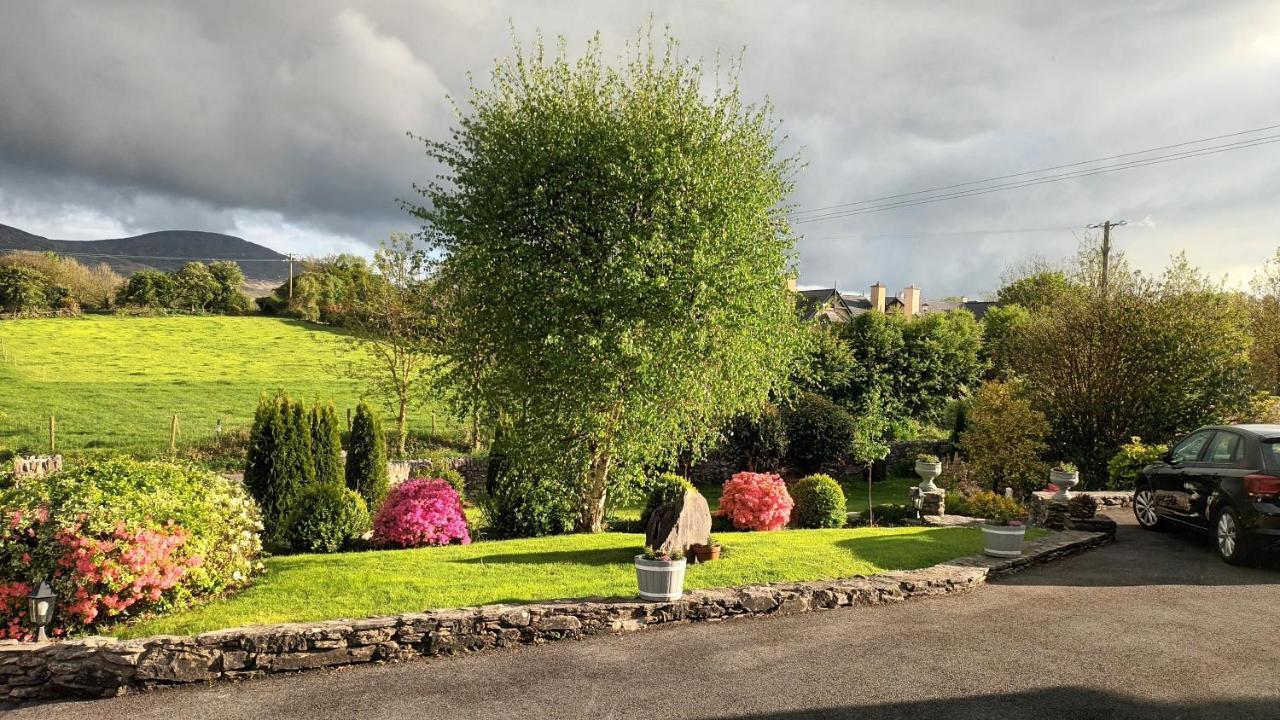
top-left (1264, 439), bottom-right (1280, 467)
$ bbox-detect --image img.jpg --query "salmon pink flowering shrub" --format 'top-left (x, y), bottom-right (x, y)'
top-left (0, 458), bottom-right (262, 639)
top-left (720, 472), bottom-right (793, 531)
top-left (372, 478), bottom-right (471, 548)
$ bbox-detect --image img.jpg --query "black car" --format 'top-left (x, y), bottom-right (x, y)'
top-left (1134, 424), bottom-right (1280, 563)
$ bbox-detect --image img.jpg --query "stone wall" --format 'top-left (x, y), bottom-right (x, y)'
top-left (0, 529), bottom-right (1110, 705)
top-left (1029, 491), bottom-right (1131, 525)
top-left (11, 455), bottom-right (62, 479)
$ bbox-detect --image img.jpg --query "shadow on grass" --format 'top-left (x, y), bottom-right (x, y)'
top-left (451, 546), bottom-right (638, 567)
top-left (834, 527), bottom-right (974, 571)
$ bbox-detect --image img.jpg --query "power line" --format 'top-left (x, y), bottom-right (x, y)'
top-left (792, 133), bottom-right (1280, 223)
top-left (800, 224), bottom-right (1085, 241)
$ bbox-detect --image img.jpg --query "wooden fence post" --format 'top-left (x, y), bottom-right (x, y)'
top-left (49, 415), bottom-right (56, 453)
top-left (170, 415), bottom-right (179, 454)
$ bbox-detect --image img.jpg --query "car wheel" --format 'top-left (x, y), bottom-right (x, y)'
top-left (1215, 506), bottom-right (1254, 565)
top-left (1133, 486), bottom-right (1163, 530)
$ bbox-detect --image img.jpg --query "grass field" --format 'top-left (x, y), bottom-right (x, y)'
top-left (0, 315), bottom-right (460, 454)
top-left (118, 524), bottom-right (1015, 638)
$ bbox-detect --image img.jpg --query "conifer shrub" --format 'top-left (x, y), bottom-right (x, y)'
top-left (285, 483), bottom-right (370, 553)
top-left (790, 473), bottom-right (847, 529)
top-left (346, 402), bottom-right (389, 510)
top-left (310, 402), bottom-right (344, 487)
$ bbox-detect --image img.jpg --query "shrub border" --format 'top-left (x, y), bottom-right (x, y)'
top-left (0, 529), bottom-right (1110, 705)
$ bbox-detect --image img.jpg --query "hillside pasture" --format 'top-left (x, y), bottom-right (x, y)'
top-left (0, 315), bottom-right (459, 454)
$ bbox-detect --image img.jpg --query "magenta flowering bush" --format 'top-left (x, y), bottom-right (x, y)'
top-left (719, 472), bottom-right (793, 531)
top-left (372, 478), bottom-right (471, 548)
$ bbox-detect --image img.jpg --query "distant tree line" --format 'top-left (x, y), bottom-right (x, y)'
top-left (117, 261), bottom-right (252, 313)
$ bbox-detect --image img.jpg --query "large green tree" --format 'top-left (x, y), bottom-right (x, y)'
top-left (413, 31), bottom-right (803, 532)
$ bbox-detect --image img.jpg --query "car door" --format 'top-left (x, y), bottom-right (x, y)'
top-left (1154, 429), bottom-right (1214, 521)
top-left (1188, 431), bottom-right (1246, 527)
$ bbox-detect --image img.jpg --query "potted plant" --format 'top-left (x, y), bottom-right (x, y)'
top-left (688, 536), bottom-right (722, 564)
top-left (635, 546), bottom-right (687, 601)
top-left (979, 494), bottom-right (1029, 557)
top-left (1050, 462), bottom-right (1080, 501)
top-left (915, 453), bottom-right (943, 492)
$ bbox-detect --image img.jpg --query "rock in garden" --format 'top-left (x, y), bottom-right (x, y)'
top-left (644, 489), bottom-right (711, 555)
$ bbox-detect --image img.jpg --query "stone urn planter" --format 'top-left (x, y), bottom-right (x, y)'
top-left (981, 523), bottom-right (1027, 557)
top-left (688, 541), bottom-right (722, 564)
top-left (915, 456), bottom-right (943, 493)
top-left (1050, 465), bottom-right (1080, 501)
top-left (635, 552), bottom-right (687, 601)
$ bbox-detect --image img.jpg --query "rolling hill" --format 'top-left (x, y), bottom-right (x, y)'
top-left (0, 222), bottom-right (289, 283)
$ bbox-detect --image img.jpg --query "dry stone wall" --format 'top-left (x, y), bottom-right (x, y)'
top-left (1, 529), bottom-right (1110, 705)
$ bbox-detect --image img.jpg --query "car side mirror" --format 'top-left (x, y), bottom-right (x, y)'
top-left (1161, 450), bottom-right (1176, 465)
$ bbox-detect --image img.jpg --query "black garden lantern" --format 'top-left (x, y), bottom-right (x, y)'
top-left (27, 580), bottom-right (54, 642)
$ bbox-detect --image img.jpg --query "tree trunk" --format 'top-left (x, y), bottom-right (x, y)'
top-left (397, 398), bottom-right (408, 457)
top-left (577, 453), bottom-right (612, 533)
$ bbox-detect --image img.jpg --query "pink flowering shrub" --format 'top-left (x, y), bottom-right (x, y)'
top-left (372, 478), bottom-right (471, 548)
top-left (720, 472), bottom-right (793, 531)
top-left (0, 458), bottom-right (262, 639)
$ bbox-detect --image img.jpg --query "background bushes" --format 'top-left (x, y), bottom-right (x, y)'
top-left (639, 472), bottom-right (695, 528)
top-left (346, 402), bottom-right (389, 510)
top-left (784, 393), bottom-right (857, 472)
top-left (0, 457), bottom-right (261, 638)
top-left (790, 474), bottom-right (847, 529)
top-left (480, 460), bottom-right (579, 539)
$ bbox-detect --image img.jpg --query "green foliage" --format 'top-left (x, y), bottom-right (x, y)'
top-left (784, 393), bottom-right (856, 472)
top-left (420, 454), bottom-right (468, 500)
top-left (639, 472), bottom-right (695, 528)
top-left (866, 503), bottom-right (913, 526)
top-left (1053, 462), bottom-right (1078, 473)
top-left (117, 270), bottom-right (176, 308)
top-left (997, 271), bottom-right (1079, 310)
top-left (309, 402), bottom-right (344, 487)
top-left (1107, 436), bottom-right (1167, 491)
top-left (480, 460), bottom-right (580, 539)
top-left (958, 380), bottom-right (1049, 497)
top-left (1004, 251), bottom-right (1252, 480)
top-left (792, 325), bottom-right (855, 396)
top-left (244, 393), bottom-right (314, 544)
top-left (208, 261), bottom-right (252, 314)
top-left (285, 483), bottom-right (370, 553)
top-left (1, 457), bottom-right (261, 604)
top-left (917, 454), bottom-right (941, 464)
top-left (724, 403), bottom-right (788, 472)
top-left (981, 304), bottom-right (1030, 376)
top-left (258, 255), bottom-right (381, 322)
top-left (172, 262), bottom-right (221, 311)
top-left (849, 390), bottom-right (894, 464)
top-left (0, 264), bottom-right (54, 313)
top-left (415, 30), bottom-right (804, 532)
top-left (0, 251), bottom-right (122, 311)
top-left (951, 490), bottom-right (1026, 525)
top-left (790, 474), bottom-right (847, 529)
top-left (345, 402), bottom-right (389, 510)
top-left (115, 262), bottom-right (249, 313)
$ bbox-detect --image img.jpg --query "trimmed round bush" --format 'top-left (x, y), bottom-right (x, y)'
top-left (372, 478), bottom-right (471, 548)
top-left (0, 458), bottom-right (261, 639)
top-left (720, 472), bottom-right (793, 531)
top-left (285, 484), bottom-right (370, 553)
top-left (726, 404), bottom-right (788, 472)
top-left (784, 393), bottom-right (857, 472)
top-left (480, 459), bottom-right (579, 539)
top-left (790, 474), bottom-right (847, 529)
top-left (639, 472), bottom-right (695, 527)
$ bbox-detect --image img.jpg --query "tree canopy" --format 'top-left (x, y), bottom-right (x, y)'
top-left (412, 30), bottom-right (803, 531)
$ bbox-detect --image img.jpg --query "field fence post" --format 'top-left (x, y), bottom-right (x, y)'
top-left (170, 415), bottom-right (179, 454)
top-left (49, 414), bottom-right (56, 453)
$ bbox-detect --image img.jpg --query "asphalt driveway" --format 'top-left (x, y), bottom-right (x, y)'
top-left (12, 511), bottom-right (1280, 720)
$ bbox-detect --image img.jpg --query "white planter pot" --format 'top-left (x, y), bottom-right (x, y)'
top-left (1050, 470), bottom-right (1080, 501)
top-left (635, 556), bottom-right (687, 601)
top-left (981, 524), bottom-right (1027, 557)
top-left (915, 461), bottom-right (943, 493)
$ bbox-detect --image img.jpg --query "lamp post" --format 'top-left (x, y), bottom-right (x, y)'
top-left (27, 580), bottom-right (54, 642)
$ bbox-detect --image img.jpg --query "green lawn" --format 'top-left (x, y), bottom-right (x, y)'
top-left (118, 525), bottom-right (1010, 638)
top-left (0, 315), bottom-right (459, 453)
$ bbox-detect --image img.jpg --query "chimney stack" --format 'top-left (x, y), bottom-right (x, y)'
top-left (786, 277), bottom-right (797, 292)
top-left (870, 282), bottom-right (887, 313)
top-left (902, 285), bottom-right (921, 318)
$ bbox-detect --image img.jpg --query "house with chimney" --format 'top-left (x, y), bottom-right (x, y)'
top-left (791, 281), bottom-right (994, 323)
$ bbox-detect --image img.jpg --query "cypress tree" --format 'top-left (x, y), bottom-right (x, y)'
top-left (310, 401), bottom-right (344, 487)
top-left (284, 399), bottom-right (316, 490)
top-left (346, 401), bottom-right (389, 510)
top-left (244, 392), bottom-right (304, 544)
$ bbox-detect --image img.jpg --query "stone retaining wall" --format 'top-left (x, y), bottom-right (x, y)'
top-left (0, 529), bottom-right (1110, 705)
top-left (1029, 491), bottom-right (1131, 525)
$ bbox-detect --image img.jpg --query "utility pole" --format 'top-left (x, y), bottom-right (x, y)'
top-left (1087, 220), bottom-right (1127, 295)
top-left (287, 254), bottom-right (294, 301)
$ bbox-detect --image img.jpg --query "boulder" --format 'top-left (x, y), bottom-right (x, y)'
top-left (644, 489), bottom-right (711, 555)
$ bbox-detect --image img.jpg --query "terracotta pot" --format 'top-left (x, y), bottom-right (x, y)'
top-left (688, 543), bottom-right (722, 564)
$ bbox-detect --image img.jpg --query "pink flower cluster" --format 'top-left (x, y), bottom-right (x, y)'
top-left (0, 581), bottom-right (32, 640)
top-left (372, 478), bottom-right (471, 549)
top-left (54, 522), bottom-right (194, 628)
top-left (720, 472), bottom-right (794, 531)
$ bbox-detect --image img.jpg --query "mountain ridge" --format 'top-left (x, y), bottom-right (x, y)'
top-left (0, 223), bottom-right (289, 283)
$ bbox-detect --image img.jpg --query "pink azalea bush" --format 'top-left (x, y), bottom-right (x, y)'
top-left (372, 478), bottom-right (471, 548)
top-left (720, 472), bottom-right (794, 531)
top-left (0, 458), bottom-right (262, 639)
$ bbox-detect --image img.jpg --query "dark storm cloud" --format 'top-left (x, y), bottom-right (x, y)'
top-left (1, 0), bottom-right (1278, 292)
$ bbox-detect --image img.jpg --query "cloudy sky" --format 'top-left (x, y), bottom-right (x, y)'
top-left (1, 1), bottom-right (1278, 296)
